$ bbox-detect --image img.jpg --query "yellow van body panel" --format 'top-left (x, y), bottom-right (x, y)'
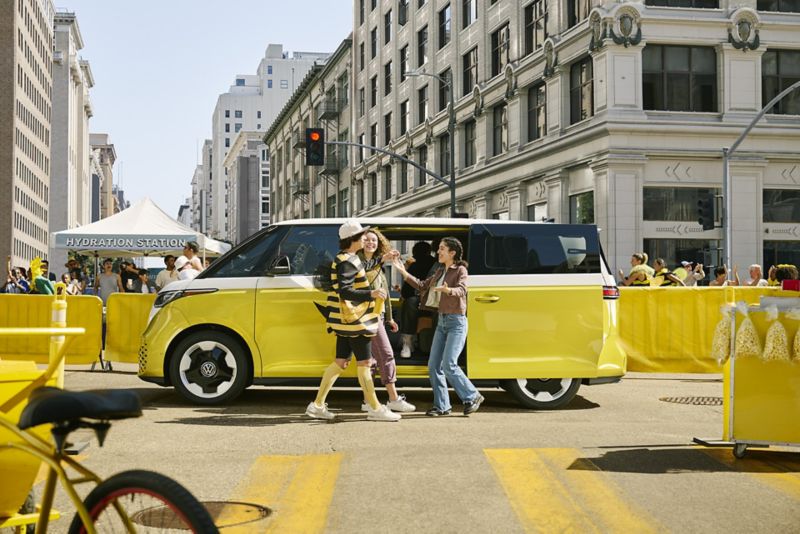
top-left (466, 286), bottom-right (606, 379)
top-left (597, 299), bottom-right (627, 377)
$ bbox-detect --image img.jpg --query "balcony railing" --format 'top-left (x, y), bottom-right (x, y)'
top-left (319, 159), bottom-right (340, 175)
top-left (292, 129), bottom-right (306, 149)
top-left (319, 98), bottom-right (341, 120)
top-left (292, 180), bottom-right (310, 195)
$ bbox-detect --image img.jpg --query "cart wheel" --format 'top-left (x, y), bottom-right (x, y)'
top-left (733, 443), bottom-right (747, 459)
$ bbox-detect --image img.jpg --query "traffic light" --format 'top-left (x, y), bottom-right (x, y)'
top-left (305, 128), bottom-right (325, 166)
top-left (697, 195), bottom-right (715, 231)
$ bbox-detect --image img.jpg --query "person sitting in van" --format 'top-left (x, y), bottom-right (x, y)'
top-left (709, 264), bottom-right (740, 287)
top-left (617, 253), bottom-right (654, 286)
top-left (396, 241), bottom-right (437, 358)
top-left (359, 229), bottom-right (416, 413)
top-left (652, 259), bottom-right (686, 287)
top-left (306, 219), bottom-right (401, 422)
top-left (393, 237), bottom-right (484, 417)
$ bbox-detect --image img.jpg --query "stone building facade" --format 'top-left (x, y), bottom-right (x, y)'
top-left (90, 133), bottom-right (116, 220)
top-left (223, 130), bottom-right (270, 244)
top-left (0, 0), bottom-right (56, 267)
top-left (265, 39), bottom-right (354, 226)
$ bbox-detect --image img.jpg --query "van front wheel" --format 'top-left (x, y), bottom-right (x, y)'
top-left (501, 378), bottom-right (580, 410)
top-left (169, 331), bottom-right (248, 406)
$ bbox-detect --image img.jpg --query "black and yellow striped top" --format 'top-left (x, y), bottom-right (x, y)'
top-left (325, 252), bottom-right (382, 337)
top-left (654, 269), bottom-right (678, 287)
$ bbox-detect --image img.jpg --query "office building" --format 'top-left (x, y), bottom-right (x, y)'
top-left (89, 133), bottom-right (116, 219)
top-left (224, 131), bottom-right (271, 244)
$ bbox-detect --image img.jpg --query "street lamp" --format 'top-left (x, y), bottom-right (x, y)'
top-left (405, 70), bottom-right (457, 217)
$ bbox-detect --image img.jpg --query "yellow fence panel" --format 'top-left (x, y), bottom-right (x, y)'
top-left (618, 286), bottom-right (775, 373)
top-left (105, 293), bottom-right (157, 364)
top-left (0, 295), bottom-right (102, 365)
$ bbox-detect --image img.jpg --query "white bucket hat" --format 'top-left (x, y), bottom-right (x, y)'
top-left (174, 256), bottom-right (189, 270)
top-left (339, 219), bottom-right (370, 240)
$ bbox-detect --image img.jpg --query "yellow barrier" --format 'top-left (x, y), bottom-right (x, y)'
top-left (0, 295), bottom-right (102, 365)
top-left (105, 293), bottom-right (157, 364)
top-left (618, 286), bottom-right (775, 373)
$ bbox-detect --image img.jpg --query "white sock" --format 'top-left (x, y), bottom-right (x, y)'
top-left (402, 334), bottom-right (412, 346)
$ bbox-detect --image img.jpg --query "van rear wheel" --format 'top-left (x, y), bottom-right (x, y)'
top-left (502, 378), bottom-right (580, 410)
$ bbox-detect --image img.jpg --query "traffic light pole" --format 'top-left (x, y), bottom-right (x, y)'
top-left (721, 79), bottom-right (800, 269)
top-left (325, 141), bottom-right (456, 216)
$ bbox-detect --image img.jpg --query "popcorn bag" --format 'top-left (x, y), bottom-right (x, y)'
top-left (762, 305), bottom-right (790, 363)
top-left (734, 301), bottom-right (761, 360)
top-left (711, 304), bottom-right (733, 365)
top-left (785, 308), bottom-right (800, 364)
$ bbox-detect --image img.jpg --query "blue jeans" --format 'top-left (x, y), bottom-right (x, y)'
top-left (428, 313), bottom-right (478, 411)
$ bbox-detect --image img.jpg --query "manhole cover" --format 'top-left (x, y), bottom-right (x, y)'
top-left (131, 501), bottom-right (271, 530)
top-left (660, 396), bottom-right (723, 406)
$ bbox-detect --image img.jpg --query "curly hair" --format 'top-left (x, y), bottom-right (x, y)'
top-left (364, 229), bottom-right (391, 258)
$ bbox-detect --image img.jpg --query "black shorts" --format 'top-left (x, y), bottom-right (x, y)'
top-left (336, 335), bottom-right (372, 362)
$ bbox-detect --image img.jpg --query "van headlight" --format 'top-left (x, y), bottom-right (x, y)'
top-left (154, 290), bottom-right (184, 308)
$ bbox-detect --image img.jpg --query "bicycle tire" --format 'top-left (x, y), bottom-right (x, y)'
top-left (67, 469), bottom-right (218, 534)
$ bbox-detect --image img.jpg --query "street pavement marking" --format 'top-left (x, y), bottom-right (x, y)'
top-left (33, 456), bottom-right (88, 486)
top-left (224, 453), bottom-right (346, 532)
top-left (699, 448), bottom-right (800, 503)
top-left (485, 448), bottom-right (667, 534)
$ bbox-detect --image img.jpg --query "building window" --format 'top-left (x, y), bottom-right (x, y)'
top-left (262, 172), bottom-right (270, 188)
top-left (419, 0), bottom-right (427, 7)
top-left (528, 83), bottom-right (547, 141)
top-left (370, 173), bottom-right (378, 204)
top-left (339, 131), bottom-right (350, 168)
top-left (525, 0), bottom-right (548, 56)
top-left (371, 27), bottom-right (378, 58)
top-left (235, 110), bottom-right (242, 118)
top-left (491, 24), bottom-right (510, 78)
top-left (418, 26), bottom-right (428, 67)
top-left (268, 66), bottom-right (272, 74)
top-left (647, 0), bottom-right (719, 6)
top-left (570, 57), bottom-right (594, 125)
top-left (568, 0), bottom-right (590, 28)
top-left (257, 111), bottom-right (261, 119)
top-left (225, 138), bottom-right (230, 148)
top-left (463, 47), bottom-right (478, 96)
top-left (359, 88), bottom-right (365, 117)
top-left (268, 79), bottom-right (273, 88)
top-left (262, 200), bottom-right (270, 214)
top-left (464, 119), bottom-right (477, 167)
top-left (418, 85), bottom-right (429, 125)
top-left (438, 69), bottom-right (451, 112)
top-left (642, 45), bottom-right (717, 112)
top-left (384, 112), bottom-right (392, 145)
top-left (385, 61), bottom-right (393, 95)
top-left (463, 0), bottom-right (477, 28)
top-left (764, 189), bottom-right (800, 222)
top-left (236, 78), bottom-right (245, 86)
top-left (439, 4), bottom-right (451, 49)
top-left (225, 123), bottom-right (230, 133)
top-left (225, 110), bottom-right (230, 118)
top-left (358, 181), bottom-right (364, 211)
top-left (372, 0), bottom-right (377, 9)
top-left (764, 241), bottom-right (800, 267)
top-left (399, 0), bottom-right (409, 24)
top-left (440, 134), bottom-right (451, 177)
top-left (528, 203), bottom-right (547, 222)
top-left (418, 145), bottom-right (428, 186)
top-left (645, 239), bottom-right (718, 278)
top-left (644, 187), bottom-right (720, 221)
top-left (493, 104), bottom-right (508, 156)
top-left (359, 0), bottom-right (365, 24)
top-left (370, 123), bottom-right (378, 155)
top-left (399, 100), bottom-right (410, 135)
top-left (400, 45), bottom-right (409, 84)
top-left (235, 123), bottom-right (242, 133)
top-left (570, 191), bottom-right (594, 224)
top-left (358, 134), bottom-right (366, 163)
top-left (400, 160), bottom-right (409, 193)
top-left (314, 203), bottom-right (322, 218)
top-left (327, 194), bottom-right (336, 217)
top-left (339, 188), bottom-right (349, 216)
top-left (280, 80), bottom-right (289, 89)
top-left (360, 42), bottom-right (365, 71)
top-left (340, 72), bottom-right (349, 107)
top-left (384, 166), bottom-right (392, 200)
top-left (763, 50), bottom-right (800, 115)
top-left (385, 10), bottom-right (393, 43)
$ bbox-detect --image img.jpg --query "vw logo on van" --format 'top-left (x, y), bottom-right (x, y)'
top-left (200, 361), bottom-right (217, 378)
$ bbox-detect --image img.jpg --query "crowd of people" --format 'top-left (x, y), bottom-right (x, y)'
top-left (617, 253), bottom-right (798, 287)
top-left (2, 241), bottom-right (211, 301)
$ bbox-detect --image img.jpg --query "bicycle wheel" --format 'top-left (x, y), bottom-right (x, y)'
top-left (67, 470), bottom-right (218, 534)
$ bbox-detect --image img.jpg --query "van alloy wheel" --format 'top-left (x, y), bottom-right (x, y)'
top-left (501, 377), bottom-right (581, 410)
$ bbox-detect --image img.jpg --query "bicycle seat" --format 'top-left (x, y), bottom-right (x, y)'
top-left (18, 387), bottom-right (142, 430)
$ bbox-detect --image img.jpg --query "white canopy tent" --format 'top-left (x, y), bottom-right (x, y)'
top-left (53, 197), bottom-right (231, 259)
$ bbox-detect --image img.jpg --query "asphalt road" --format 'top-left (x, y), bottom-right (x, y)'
top-left (11, 365), bottom-right (800, 533)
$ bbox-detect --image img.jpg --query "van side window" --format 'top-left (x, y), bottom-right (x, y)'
top-left (201, 226), bottom-right (289, 278)
top-left (469, 224), bottom-right (601, 275)
top-left (279, 226), bottom-right (341, 275)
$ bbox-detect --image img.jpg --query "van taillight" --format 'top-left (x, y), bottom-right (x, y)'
top-left (602, 286), bottom-right (620, 300)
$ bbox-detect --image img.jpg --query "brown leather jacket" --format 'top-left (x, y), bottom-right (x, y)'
top-left (404, 264), bottom-right (468, 315)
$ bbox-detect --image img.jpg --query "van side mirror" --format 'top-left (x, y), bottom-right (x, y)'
top-left (267, 256), bottom-right (291, 276)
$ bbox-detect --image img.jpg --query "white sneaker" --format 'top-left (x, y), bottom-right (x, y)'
top-left (361, 402), bottom-right (370, 412)
top-left (367, 404), bottom-right (402, 421)
top-left (387, 395), bottom-right (416, 412)
top-left (306, 402), bottom-right (335, 420)
top-left (400, 344), bottom-right (412, 358)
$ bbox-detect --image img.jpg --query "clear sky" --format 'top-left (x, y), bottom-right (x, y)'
top-left (64, 0), bottom-right (352, 219)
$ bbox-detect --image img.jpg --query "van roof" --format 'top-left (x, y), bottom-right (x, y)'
top-left (273, 217), bottom-right (577, 227)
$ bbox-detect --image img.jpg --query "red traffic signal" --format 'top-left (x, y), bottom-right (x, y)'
top-left (306, 128), bottom-right (325, 166)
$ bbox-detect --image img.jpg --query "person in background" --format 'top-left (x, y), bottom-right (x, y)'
top-left (95, 259), bottom-right (124, 307)
top-left (396, 241), bottom-right (437, 358)
top-left (137, 269), bottom-right (151, 293)
top-left (174, 256), bottom-right (199, 281)
top-left (204, 258), bottom-right (211, 269)
top-left (673, 261), bottom-right (690, 281)
top-left (710, 265), bottom-right (740, 287)
top-left (30, 258), bottom-right (54, 295)
top-left (682, 262), bottom-right (706, 287)
top-left (743, 264), bottom-right (769, 286)
top-left (4, 257), bottom-right (30, 293)
top-left (156, 255), bottom-right (178, 291)
top-left (182, 241), bottom-right (204, 272)
top-left (41, 260), bottom-right (57, 282)
top-left (62, 273), bottom-right (79, 295)
top-left (618, 253), bottom-right (654, 286)
top-left (120, 261), bottom-right (140, 292)
top-left (65, 258), bottom-right (87, 294)
top-left (775, 265), bottom-right (799, 284)
top-left (652, 259), bottom-right (686, 287)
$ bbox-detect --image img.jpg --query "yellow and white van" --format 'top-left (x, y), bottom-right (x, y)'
top-left (139, 218), bottom-right (626, 409)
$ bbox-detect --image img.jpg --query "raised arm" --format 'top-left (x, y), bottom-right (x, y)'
top-left (337, 260), bottom-right (374, 303)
